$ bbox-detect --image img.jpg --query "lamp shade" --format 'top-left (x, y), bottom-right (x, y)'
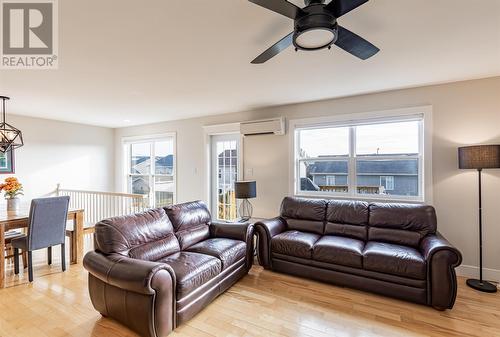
top-left (458, 145), bottom-right (500, 169)
top-left (235, 181), bottom-right (256, 199)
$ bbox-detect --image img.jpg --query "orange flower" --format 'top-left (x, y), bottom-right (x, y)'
top-left (0, 177), bottom-right (23, 198)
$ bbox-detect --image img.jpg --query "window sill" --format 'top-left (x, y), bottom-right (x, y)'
top-left (293, 193), bottom-right (426, 204)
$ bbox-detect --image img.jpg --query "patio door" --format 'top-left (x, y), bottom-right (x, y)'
top-left (210, 134), bottom-right (240, 221)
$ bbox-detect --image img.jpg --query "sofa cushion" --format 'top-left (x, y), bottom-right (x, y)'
top-left (175, 225), bottom-right (210, 250)
top-left (165, 201), bottom-right (212, 249)
top-left (186, 238), bottom-right (246, 270)
top-left (363, 241), bottom-right (426, 280)
top-left (280, 197), bottom-right (327, 234)
top-left (368, 203), bottom-right (437, 247)
top-left (312, 236), bottom-right (364, 268)
top-left (129, 232), bottom-right (180, 261)
top-left (272, 230), bottom-right (320, 259)
top-left (160, 252), bottom-right (221, 300)
top-left (324, 200), bottom-right (369, 240)
top-left (94, 208), bottom-right (177, 257)
top-left (165, 200), bottom-right (211, 232)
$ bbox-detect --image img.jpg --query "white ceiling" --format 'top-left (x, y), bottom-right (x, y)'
top-left (0, 0), bottom-right (499, 128)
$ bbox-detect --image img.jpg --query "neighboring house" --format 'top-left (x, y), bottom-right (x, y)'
top-left (217, 149), bottom-right (237, 192)
top-left (305, 157), bottom-right (418, 196)
top-left (131, 155), bottom-right (175, 206)
top-left (131, 155), bottom-right (174, 175)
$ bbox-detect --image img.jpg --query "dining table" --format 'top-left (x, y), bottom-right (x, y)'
top-left (0, 204), bottom-right (85, 288)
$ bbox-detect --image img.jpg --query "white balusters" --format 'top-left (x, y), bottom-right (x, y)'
top-left (56, 187), bottom-right (148, 228)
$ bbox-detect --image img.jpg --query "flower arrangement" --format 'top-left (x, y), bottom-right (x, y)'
top-left (0, 177), bottom-right (23, 199)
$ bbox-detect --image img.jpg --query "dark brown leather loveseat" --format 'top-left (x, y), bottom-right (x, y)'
top-left (256, 197), bottom-right (462, 310)
top-left (83, 201), bottom-right (254, 337)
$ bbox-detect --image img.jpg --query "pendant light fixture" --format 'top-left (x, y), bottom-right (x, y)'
top-left (0, 96), bottom-right (24, 153)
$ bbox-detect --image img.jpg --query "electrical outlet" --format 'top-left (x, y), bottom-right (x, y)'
top-left (245, 168), bottom-right (254, 178)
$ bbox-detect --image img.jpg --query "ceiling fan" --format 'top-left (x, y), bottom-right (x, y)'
top-left (249, 0), bottom-right (379, 64)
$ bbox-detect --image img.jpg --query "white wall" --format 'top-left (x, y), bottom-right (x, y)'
top-left (115, 76), bottom-right (500, 280)
top-left (7, 114), bottom-right (115, 200)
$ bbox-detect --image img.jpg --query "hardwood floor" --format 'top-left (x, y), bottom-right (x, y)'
top-left (1, 253), bottom-right (499, 337)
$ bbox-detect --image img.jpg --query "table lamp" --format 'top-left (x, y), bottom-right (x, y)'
top-left (235, 181), bottom-right (257, 221)
top-left (458, 145), bottom-right (500, 293)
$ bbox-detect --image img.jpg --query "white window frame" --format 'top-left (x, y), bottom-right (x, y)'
top-left (203, 123), bottom-right (243, 215)
top-left (289, 106), bottom-right (433, 203)
top-left (380, 176), bottom-right (395, 191)
top-left (210, 133), bottom-right (241, 220)
top-left (326, 176), bottom-right (336, 186)
top-left (122, 133), bottom-right (177, 207)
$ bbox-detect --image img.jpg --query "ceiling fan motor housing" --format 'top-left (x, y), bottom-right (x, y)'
top-left (293, 4), bottom-right (338, 51)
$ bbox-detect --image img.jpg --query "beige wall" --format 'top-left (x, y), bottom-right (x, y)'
top-left (8, 114), bottom-right (115, 200)
top-left (115, 76), bottom-right (500, 280)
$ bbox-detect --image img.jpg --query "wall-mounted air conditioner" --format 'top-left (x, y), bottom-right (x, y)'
top-left (240, 117), bottom-right (285, 136)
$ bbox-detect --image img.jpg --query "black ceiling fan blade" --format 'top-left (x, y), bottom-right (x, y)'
top-left (251, 32), bottom-right (294, 64)
top-left (334, 25), bottom-right (379, 60)
top-left (249, 0), bottom-right (304, 20)
top-left (326, 0), bottom-right (369, 18)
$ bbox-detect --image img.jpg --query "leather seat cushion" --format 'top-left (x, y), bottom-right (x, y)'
top-left (363, 241), bottom-right (426, 279)
top-left (272, 231), bottom-right (320, 259)
top-left (160, 252), bottom-right (222, 299)
top-left (313, 236), bottom-right (364, 268)
top-left (186, 238), bottom-right (246, 270)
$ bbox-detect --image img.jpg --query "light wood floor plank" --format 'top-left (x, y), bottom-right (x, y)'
top-left (0, 253), bottom-right (499, 337)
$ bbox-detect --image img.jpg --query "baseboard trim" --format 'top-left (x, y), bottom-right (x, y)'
top-left (456, 265), bottom-right (500, 285)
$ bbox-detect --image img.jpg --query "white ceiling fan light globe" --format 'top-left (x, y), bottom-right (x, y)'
top-left (294, 28), bottom-right (335, 49)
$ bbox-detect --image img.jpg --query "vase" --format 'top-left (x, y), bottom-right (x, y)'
top-left (7, 198), bottom-right (20, 212)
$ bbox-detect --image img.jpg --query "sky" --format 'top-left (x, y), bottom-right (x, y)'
top-left (300, 121), bottom-right (420, 158)
top-left (131, 139), bottom-right (174, 158)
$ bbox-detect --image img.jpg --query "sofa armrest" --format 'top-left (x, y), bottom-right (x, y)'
top-left (84, 252), bottom-right (176, 337)
top-left (209, 221), bottom-right (252, 242)
top-left (420, 233), bottom-right (462, 309)
top-left (83, 251), bottom-right (176, 295)
top-left (210, 221), bottom-right (255, 269)
top-left (254, 217), bottom-right (286, 269)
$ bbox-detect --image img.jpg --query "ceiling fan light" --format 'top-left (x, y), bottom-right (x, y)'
top-left (294, 28), bottom-right (335, 50)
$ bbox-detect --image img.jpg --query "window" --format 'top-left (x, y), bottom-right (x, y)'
top-left (380, 176), bottom-right (395, 191)
top-left (124, 135), bottom-right (176, 207)
top-left (211, 134), bottom-right (240, 221)
top-left (326, 176), bottom-right (336, 186)
top-left (294, 114), bottom-right (425, 201)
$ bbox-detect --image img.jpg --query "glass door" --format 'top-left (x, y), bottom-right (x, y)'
top-left (211, 134), bottom-right (240, 221)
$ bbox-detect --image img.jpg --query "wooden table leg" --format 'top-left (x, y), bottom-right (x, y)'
top-left (0, 226), bottom-right (5, 288)
top-left (74, 210), bottom-right (84, 264)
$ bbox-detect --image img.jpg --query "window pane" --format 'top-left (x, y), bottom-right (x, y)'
top-left (155, 176), bottom-right (174, 207)
top-left (356, 159), bottom-right (419, 196)
top-left (155, 139), bottom-right (174, 175)
top-left (130, 143), bottom-right (151, 174)
top-left (130, 175), bottom-right (150, 195)
top-left (215, 139), bottom-right (238, 220)
top-left (356, 121), bottom-right (419, 155)
top-left (299, 160), bottom-right (348, 193)
top-left (299, 127), bottom-right (349, 158)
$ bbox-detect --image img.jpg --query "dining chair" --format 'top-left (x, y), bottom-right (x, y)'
top-left (11, 196), bottom-right (70, 282)
top-left (4, 230), bottom-right (27, 267)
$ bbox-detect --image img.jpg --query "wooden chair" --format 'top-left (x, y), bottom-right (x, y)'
top-left (4, 231), bottom-right (28, 267)
top-left (65, 224), bottom-right (95, 263)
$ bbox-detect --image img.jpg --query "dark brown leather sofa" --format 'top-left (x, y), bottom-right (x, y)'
top-left (83, 201), bottom-right (254, 337)
top-left (256, 197), bottom-right (462, 310)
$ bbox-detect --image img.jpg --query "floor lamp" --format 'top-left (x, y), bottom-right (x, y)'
top-left (458, 145), bottom-right (500, 293)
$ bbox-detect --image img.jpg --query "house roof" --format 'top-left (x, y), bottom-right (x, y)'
top-left (131, 155), bottom-right (174, 174)
top-left (308, 159), bottom-right (418, 175)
